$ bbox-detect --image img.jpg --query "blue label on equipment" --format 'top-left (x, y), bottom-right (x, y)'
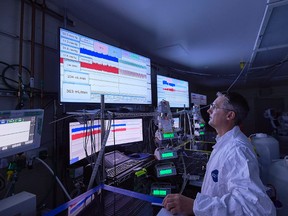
top-left (211, 169), bottom-right (219, 182)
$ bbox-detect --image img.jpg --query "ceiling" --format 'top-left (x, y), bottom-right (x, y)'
top-left (46, 0), bottom-right (288, 89)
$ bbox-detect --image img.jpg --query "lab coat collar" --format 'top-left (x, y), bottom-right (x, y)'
top-left (213, 126), bottom-right (240, 150)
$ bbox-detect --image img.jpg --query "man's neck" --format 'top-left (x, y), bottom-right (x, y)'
top-left (216, 124), bottom-right (235, 137)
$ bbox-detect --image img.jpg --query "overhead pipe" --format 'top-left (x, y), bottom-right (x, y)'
top-left (30, 0), bottom-right (36, 108)
top-left (17, 0), bottom-right (25, 109)
top-left (25, 0), bottom-right (74, 26)
top-left (41, 0), bottom-right (46, 108)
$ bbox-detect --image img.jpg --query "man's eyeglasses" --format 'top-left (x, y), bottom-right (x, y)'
top-left (209, 103), bottom-right (234, 112)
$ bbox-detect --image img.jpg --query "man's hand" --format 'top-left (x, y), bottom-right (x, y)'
top-left (163, 193), bottom-right (195, 215)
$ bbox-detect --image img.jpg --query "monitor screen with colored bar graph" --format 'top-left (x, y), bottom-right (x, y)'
top-left (157, 75), bottom-right (189, 108)
top-left (59, 28), bottom-right (151, 105)
top-left (69, 118), bottom-right (143, 165)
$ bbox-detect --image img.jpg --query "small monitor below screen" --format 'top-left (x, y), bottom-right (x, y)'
top-left (157, 75), bottom-right (189, 108)
top-left (191, 93), bottom-right (207, 105)
top-left (173, 117), bottom-right (180, 129)
top-left (69, 120), bottom-right (101, 165)
top-left (106, 118), bottom-right (143, 146)
top-left (0, 109), bottom-right (44, 159)
top-left (69, 118), bottom-right (143, 165)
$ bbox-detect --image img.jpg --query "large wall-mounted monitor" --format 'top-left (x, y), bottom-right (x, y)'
top-left (157, 75), bottom-right (189, 108)
top-left (69, 118), bottom-right (143, 165)
top-left (0, 109), bottom-right (44, 158)
top-left (59, 28), bottom-right (152, 105)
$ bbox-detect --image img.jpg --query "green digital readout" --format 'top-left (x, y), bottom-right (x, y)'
top-left (8, 118), bottom-right (23, 123)
top-left (163, 133), bottom-right (174, 139)
top-left (159, 169), bottom-right (172, 176)
top-left (199, 131), bottom-right (205, 135)
top-left (152, 189), bottom-right (167, 196)
top-left (161, 152), bottom-right (174, 158)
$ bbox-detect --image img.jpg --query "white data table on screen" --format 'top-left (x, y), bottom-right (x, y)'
top-left (0, 121), bottom-right (30, 147)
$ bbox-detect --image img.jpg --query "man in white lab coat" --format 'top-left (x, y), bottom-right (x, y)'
top-left (163, 92), bottom-right (276, 215)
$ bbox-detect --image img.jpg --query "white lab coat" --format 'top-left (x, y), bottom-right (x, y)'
top-left (193, 126), bottom-right (276, 216)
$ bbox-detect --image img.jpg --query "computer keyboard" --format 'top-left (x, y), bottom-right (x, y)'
top-left (106, 159), bottom-right (141, 178)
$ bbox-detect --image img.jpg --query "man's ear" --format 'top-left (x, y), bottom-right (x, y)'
top-left (226, 111), bottom-right (236, 120)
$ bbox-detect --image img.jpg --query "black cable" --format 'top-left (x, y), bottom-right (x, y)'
top-left (0, 62), bottom-right (43, 95)
top-left (0, 173), bottom-right (6, 191)
top-left (0, 63), bottom-right (30, 109)
top-left (0, 61), bottom-right (18, 92)
top-left (1, 64), bottom-right (31, 90)
top-left (0, 61), bottom-right (10, 66)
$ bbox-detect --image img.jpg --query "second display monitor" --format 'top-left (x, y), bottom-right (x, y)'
top-left (157, 75), bottom-right (189, 108)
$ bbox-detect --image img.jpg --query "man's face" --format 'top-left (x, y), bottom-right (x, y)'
top-left (207, 96), bottom-right (230, 130)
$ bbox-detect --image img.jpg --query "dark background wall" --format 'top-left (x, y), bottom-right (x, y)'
top-left (1, 0), bottom-right (288, 211)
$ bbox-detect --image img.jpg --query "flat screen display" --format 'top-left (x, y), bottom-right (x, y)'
top-left (157, 75), bottom-right (189, 108)
top-left (106, 118), bottom-right (143, 147)
top-left (173, 117), bottom-right (180, 129)
top-left (69, 119), bottom-right (101, 165)
top-left (191, 93), bottom-right (207, 105)
top-left (0, 109), bottom-right (44, 158)
top-left (69, 118), bottom-right (143, 165)
top-left (59, 28), bottom-right (152, 104)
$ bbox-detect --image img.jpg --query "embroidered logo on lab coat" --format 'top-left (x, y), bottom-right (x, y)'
top-left (211, 169), bottom-right (219, 182)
